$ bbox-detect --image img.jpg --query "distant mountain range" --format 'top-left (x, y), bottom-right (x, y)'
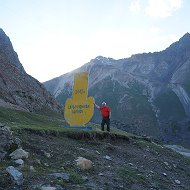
top-left (44, 33), bottom-right (190, 144)
top-left (0, 28), bottom-right (60, 112)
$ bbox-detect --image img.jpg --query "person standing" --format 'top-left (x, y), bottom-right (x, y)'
top-left (94, 102), bottom-right (111, 132)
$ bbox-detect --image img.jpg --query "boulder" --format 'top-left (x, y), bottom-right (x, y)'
top-left (174, 179), bottom-right (181, 185)
top-left (0, 124), bottom-right (20, 160)
top-left (103, 155), bottom-right (112, 161)
top-left (41, 186), bottom-right (56, 190)
top-left (75, 157), bottom-right (93, 170)
top-left (49, 172), bottom-right (70, 181)
top-left (15, 159), bottom-right (24, 166)
top-left (9, 148), bottom-right (29, 160)
top-left (6, 166), bottom-right (24, 185)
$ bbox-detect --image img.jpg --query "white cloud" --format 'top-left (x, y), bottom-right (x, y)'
top-left (145, 0), bottom-right (183, 18)
top-left (129, 0), bottom-right (141, 13)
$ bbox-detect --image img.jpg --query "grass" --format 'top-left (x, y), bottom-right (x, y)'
top-left (0, 107), bottom-right (63, 128)
top-left (0, 106), bottom-right (96, 132)
top-left (0, 106), bottom-right (166, 158)
top-left (117, 166), bottom-right (147, 184)
top-left (0, 106), bottom-right (136, 140)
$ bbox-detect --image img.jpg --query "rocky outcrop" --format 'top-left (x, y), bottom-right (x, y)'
top-left (0, 28), bottom-right (61, 112)
top-left (9, 148), bottom-right (29, 160)
top-left (0, 123), bottom-right (20, 160)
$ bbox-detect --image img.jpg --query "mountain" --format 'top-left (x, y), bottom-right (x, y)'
top-left (0, 28), bottom-right (60, 112)
top-left (44, 33), bottom-right (190, 145)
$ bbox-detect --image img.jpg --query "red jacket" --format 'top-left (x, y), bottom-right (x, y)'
top-left (99, 106), bottom-right (111, 118)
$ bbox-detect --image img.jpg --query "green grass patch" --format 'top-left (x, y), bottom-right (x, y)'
top-left (0, 106), bottom-right (95, 132)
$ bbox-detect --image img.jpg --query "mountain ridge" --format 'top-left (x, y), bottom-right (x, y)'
top-left (44, 33), bottom-right (190, 145)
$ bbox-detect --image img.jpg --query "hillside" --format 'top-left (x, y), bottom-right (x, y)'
top-left (0, 107), bottom-right (190, 190)
top-left (0, 28), bottom-right (60, 112)
top-left (44, 33), bottom-right (190, 145)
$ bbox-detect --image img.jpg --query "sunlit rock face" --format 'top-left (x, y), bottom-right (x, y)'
top-left (44, 33), bottom-right (190, 144)
top-left (0, 28), bottom-right (61, 112)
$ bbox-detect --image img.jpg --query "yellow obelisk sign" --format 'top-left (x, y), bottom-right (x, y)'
top-left (64, 72), bottom-right (94, 126)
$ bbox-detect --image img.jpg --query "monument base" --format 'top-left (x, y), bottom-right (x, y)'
top-left (64, 126), bottom-right (92, 130)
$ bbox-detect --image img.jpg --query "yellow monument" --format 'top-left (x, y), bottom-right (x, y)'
top-left (64, 72), bottom-right (94, 127)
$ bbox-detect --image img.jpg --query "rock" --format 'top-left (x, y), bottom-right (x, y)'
top-left (164, 162), bottom-right (169, 167)
top-left (96, 150), bottom-right (101, 155)
top-left (173, 164), bottom-right (177, 168)
top-left (162, 172), bottom-right (167, 177)
top-left (15, 159), bottom-right (24, 166)
top-left (30, 166), bottom-right (36, 172)
top-left (9, 148), bottom-right (29, 160)
top-left (103, 155), bottom-right (112, 161)
top-left (82, 176), bottom-right (88, 181)
top-left (0, 124), bottom-right (20, 160)
top-left (44, 163), bottom-right (49, 167)
top-left (119, 185), bottom-right (124, 188)
top-left (44, 152), bottom-right (51, 158)
top-left (49, 172), bottom-right (70, 181)
top-left (6, 166), bottom-right (24, 185)
top-left (128, 163), bottom-right (134, 166)
top-left (75, 157), bottom-right (93, 170)
top-left (174, 179), bottom-right (181, 185)
top-left (35, 159), bottom-right (41, 165)
top-left (41, 186), bottom-right (56, 190)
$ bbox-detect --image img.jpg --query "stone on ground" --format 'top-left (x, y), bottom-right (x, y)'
top-left (9, 148), bottom-right (29, 160)
top-left (6, 166), bottom-right (24, 185)
top-left (75, 157), bottom-right (93, 170)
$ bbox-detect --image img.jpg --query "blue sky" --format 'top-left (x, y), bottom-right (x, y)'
top-left (0, 0), bottom-right (190, 82)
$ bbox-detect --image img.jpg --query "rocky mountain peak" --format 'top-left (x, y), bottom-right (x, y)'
top-left (0, 29), bottom-right (61, 112)
top-left (167, 32), bottom-right (190, 53)
top-left (0, 28), bottom-right (5, 35)
top-left (0, 28), bottom-right (24, 72)
top-left (92, 56), bottom-right (115, 65)
top-left (179, 32), bottom-right (190, 41)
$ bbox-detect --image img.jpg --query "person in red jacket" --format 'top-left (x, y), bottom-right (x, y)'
top-left (94, 102), bottom-right (111, 132)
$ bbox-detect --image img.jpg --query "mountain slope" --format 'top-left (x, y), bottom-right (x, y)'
top-left (44, 33), bottom-right (190, 145)
top-left (0, 28), bottom-right (60, 112)
top-left (0, 107), bottom-right (190, 190)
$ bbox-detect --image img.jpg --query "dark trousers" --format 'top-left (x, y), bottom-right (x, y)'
top-left (101, 117), bottom-right (110, 132)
